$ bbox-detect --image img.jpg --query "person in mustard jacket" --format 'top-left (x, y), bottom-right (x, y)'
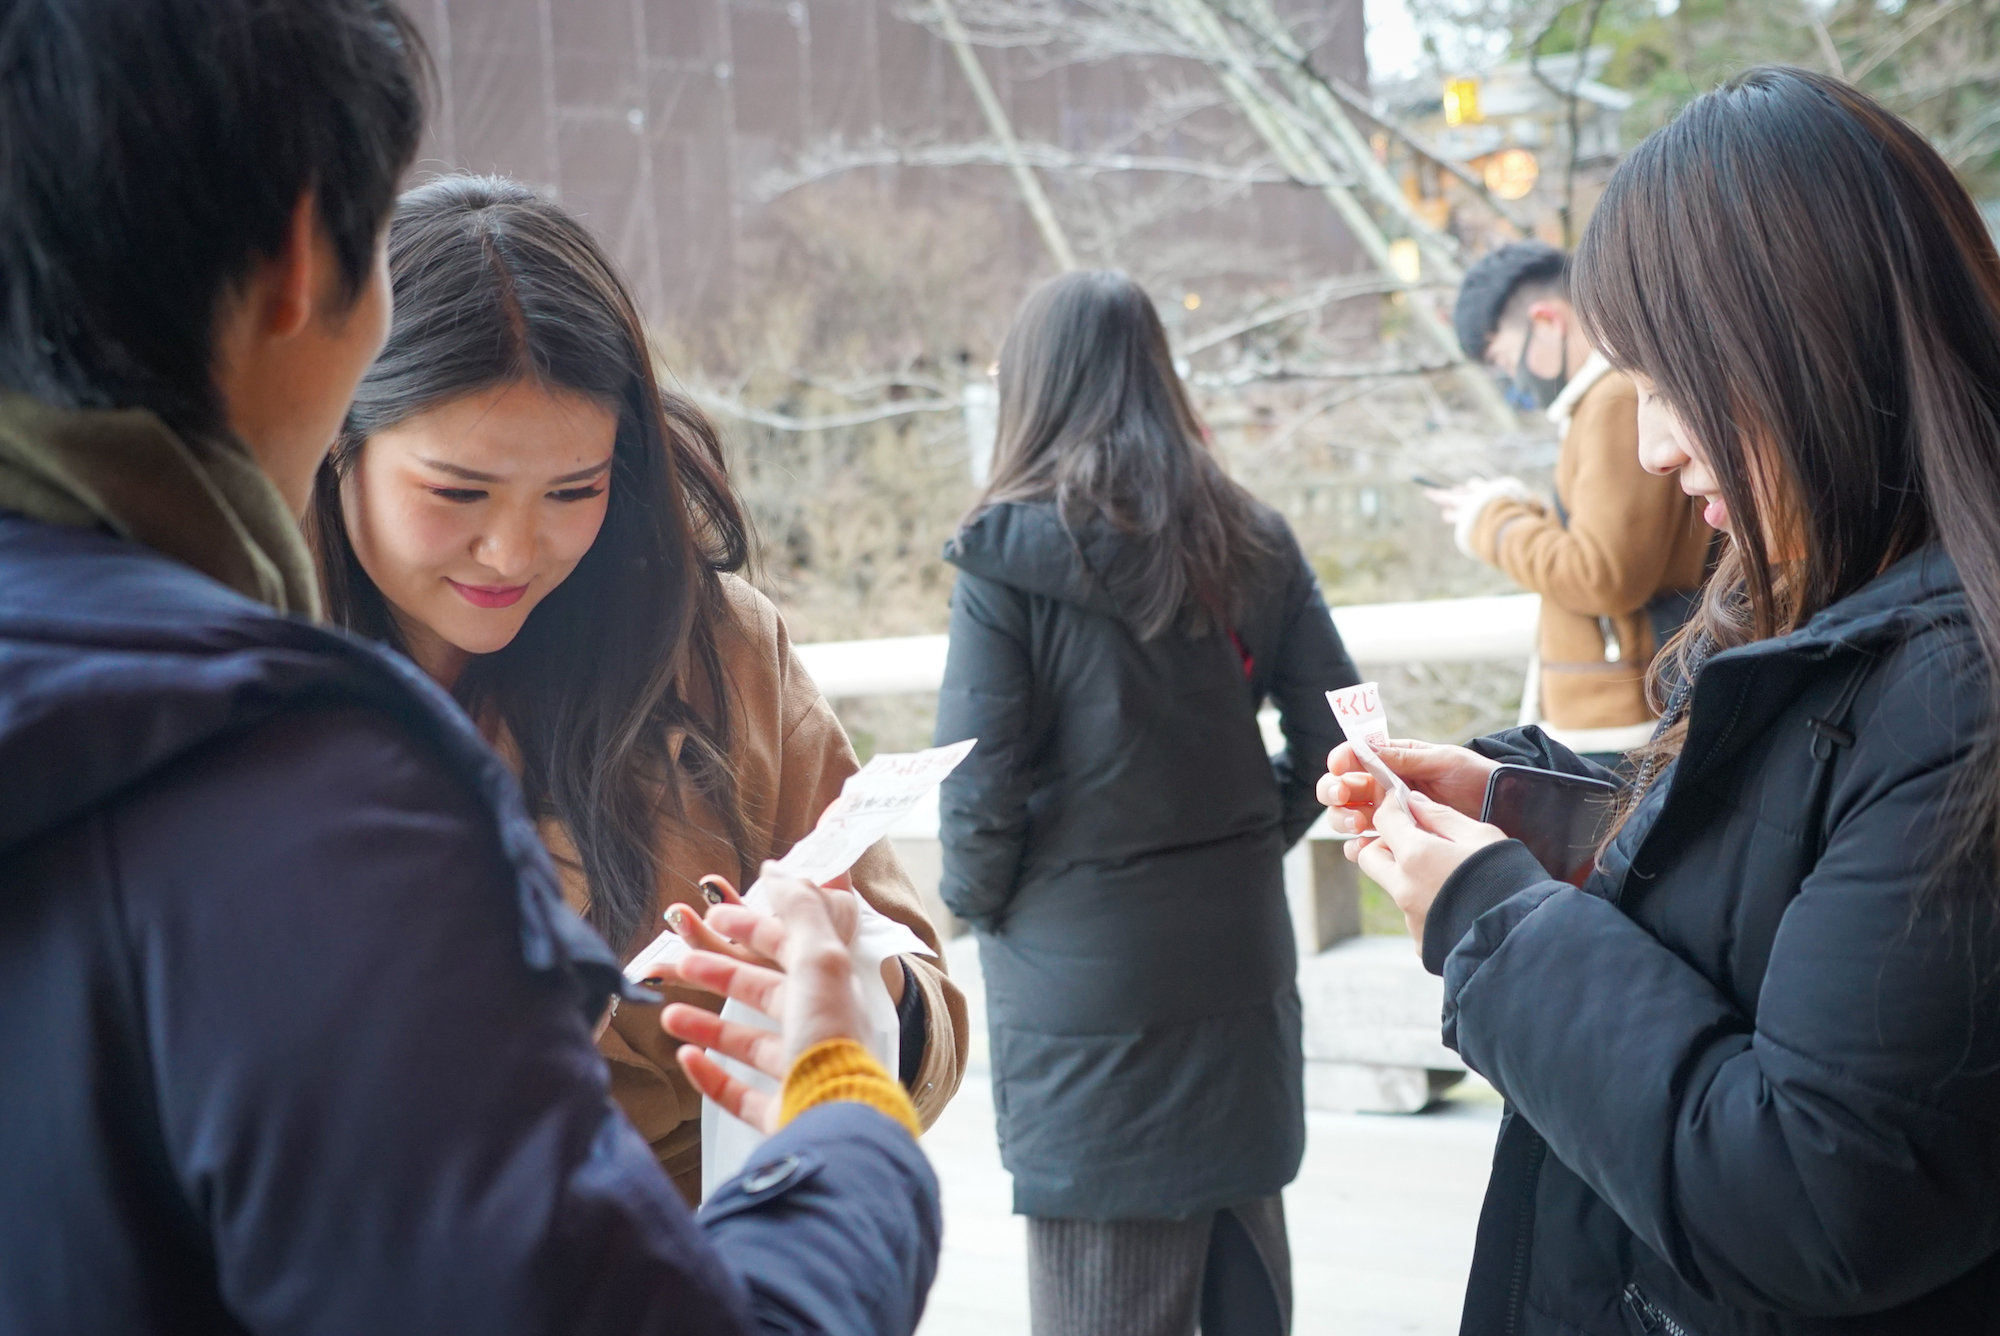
top-left (1431, 243), bottom-right (1710, 763)
top-left (307, 176), bottom-right (967, 1201)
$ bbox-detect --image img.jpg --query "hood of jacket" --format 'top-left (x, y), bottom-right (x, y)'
top-left (944, 501), bottom-right (1139, 624)
top-left (944, 498), bottom-right (1283, 632)
top-left (0, 514), bottom-right (629, 1014)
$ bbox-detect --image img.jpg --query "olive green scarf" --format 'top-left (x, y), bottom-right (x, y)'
top-left (0, 395), bottom-right (321, 617)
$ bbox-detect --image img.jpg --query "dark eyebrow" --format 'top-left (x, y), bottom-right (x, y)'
top-left (417, 457), bottom-right (612, 486)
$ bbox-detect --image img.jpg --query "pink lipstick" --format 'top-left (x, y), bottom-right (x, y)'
top-left (447, 579), bottom-right (528, 609)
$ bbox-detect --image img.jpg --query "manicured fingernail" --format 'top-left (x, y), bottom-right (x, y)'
top-left (700, 877), bottom-right (727, 905)
top-left (668, 905), bottom-right (689, 930)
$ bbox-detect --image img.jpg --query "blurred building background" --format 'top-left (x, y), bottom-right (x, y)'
top-left (395, 0), bottom-right (2000, 761)
top-left (406, 0), bottom-right (1368, 328)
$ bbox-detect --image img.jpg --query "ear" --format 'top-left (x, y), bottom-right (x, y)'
top-left (1525, 298), bottom-right (1567, 332)
top-left (256, 194), bottom-right (322, 341)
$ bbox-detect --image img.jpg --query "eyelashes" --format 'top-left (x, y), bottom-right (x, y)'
top-left (424, 485), bottom-right (607, 504)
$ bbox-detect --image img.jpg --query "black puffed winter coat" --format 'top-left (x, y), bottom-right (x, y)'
top-left (934, 499), bottom-right (1358, 1219)
top-left (1429, 547), bottom-right (2000, 1335)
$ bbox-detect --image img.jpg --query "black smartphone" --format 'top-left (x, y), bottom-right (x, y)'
top-left (1479, 764), bottom-right (1621, 888)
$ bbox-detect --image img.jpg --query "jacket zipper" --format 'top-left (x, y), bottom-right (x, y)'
top-left (1623, 1282), bottom-right (1696, 1336)
top-left (1500, 1133), bottom-right (1547, 1335)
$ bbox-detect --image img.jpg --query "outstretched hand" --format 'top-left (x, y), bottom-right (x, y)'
top-left (658, 866), bottom-right (867, 1134)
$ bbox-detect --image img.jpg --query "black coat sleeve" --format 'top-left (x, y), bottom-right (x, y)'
top-left (1262, 540), bottom-right (1359, 848)
top-left (1440, 640), bottom-right (2000, 1315)
top-left (1467, 724), bottom-right (1621, 783)
top-left (934, 570), bottom-right (1039, 929)
top-left (114, 705), bottom-right (938, 1336)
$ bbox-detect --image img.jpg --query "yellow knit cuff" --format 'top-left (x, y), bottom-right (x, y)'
top-left (778, 1037), bottom-right (922, 1139)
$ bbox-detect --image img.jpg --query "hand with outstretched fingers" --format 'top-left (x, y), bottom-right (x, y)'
top-left (1318, 737), bottom-right (1501, 836)
top-left (1344, 789), bottom-right (1507, 947)
top-left (659, 865), bottom-right (869, 1134)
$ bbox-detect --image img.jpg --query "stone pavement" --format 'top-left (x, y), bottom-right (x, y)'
top-left (917, 938), bottom-right (1503, 1335)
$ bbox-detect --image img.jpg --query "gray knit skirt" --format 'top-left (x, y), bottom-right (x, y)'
top-left (1026, 1195), bottom-right (1291, 1336)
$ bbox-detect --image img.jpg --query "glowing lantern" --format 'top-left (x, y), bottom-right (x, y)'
top-left (1482, 148), bottom-right (1540, 201)
top-left (1442, 77), bottom-right (1482, 127)
top-left (1388, 237), bottom-right (1421, 282)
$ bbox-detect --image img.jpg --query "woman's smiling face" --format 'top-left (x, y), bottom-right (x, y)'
top-left (340, 380), bottom-right (616, 684)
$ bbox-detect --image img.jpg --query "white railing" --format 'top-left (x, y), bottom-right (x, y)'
top-left (796, 592), bottom-right (1541, 699)
top-left (812, 592), bottom-right (1544, 1108)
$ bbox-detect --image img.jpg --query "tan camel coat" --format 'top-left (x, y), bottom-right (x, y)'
top-left (1470, 361), bottom-right (1710, 737)
top-left (533, 575), bottom-right (968, 1202)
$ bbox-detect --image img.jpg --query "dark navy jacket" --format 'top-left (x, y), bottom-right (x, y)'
top-left (1429, 548), bottom-right (2000, 1335)
top-left (0, 515), bottom-right (939, 1335)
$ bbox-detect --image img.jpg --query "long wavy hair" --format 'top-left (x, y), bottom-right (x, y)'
top-left (972, 269), bottom-right (1280, 640)
top-left (1574, 68), bottom-right (2000, 870)
top-left (307, 175), bottom-right (753, 953)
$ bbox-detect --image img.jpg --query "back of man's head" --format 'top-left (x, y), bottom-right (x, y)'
top-left (0, 0), bottom-right (426, 437)
top-left (1454, 242), bottom-right (1569, 362)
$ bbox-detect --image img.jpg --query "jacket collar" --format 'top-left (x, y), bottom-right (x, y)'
top-left (1546, 352), bottom-right (1613, 436)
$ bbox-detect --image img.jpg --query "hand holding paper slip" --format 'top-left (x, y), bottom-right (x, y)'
top-left (624, 737), bottom-right (975, 985)
top-left (621, 738), bottom-right (976, 1197)
top-left (1326, 682), bottom-right (1412, 813)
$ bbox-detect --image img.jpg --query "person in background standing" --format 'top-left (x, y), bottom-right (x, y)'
top-left (1429, 242), bottom-right (1709, 765)
top-left (934, 270), bottom-right (1358, 1336)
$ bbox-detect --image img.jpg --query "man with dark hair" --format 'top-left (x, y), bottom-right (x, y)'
top-left (1430, 241), bottom-right (1709, 761)
top-left (0, 3), bottom-right (937, 1332)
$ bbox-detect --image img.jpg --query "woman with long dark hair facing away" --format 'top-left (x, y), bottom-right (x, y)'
top-left (308, 176), bottom-right (967, 1201)
top-left (1323, 69), bottom-right (2000, 1334)
top-left (935, 270), bottom-right (1359, 1335)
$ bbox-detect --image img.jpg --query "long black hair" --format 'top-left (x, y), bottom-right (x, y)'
top-left (1573, 67), bottom-right (2000, 870)
top-left (973, 269), bottom-right (1279, 639)
top-left (308, 175), bottom-right (753, 953)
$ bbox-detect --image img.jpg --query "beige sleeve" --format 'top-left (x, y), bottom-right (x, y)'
top-left (769, 615), bottom-right (969, 1130)
top-left (1472, 378), bottom-right (1692, 618)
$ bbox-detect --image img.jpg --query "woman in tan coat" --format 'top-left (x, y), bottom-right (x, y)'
top-left (305, 176), bottom-right (965, 1201)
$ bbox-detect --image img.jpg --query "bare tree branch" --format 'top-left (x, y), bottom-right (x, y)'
top-left (1946, 100), bottom-right (2000, 166)
top-left (748, 138), bottom-right (1332, 203)
top-left (1849, 0), bottom-right (1971, 83)
top-left (693, 390), bottom-right (964, 432)
top-left (1207, 3), bottom-right (1535, 233)
top-left (1178, 273), bottom-right (1412, 354)
top-left (1190, 354), bottom-right (1455, 387)
top-left (1802, 0), bottom-right (1844, 78)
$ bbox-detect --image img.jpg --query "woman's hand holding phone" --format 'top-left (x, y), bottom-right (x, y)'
top-left (655, 863), bottom-right (870, 1134)
top-left (1318, 739), bottom-right (1506, 947)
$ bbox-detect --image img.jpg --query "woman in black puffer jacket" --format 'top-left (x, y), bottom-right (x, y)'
top-left (936, 270), bottom-right (1357, 1336)
top-left (1323, 70), bottom-right (2000, 1336)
